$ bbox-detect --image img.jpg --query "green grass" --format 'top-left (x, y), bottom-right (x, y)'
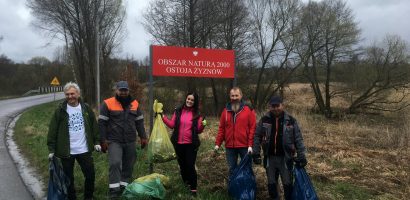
top-left (13, 101), bottom-right (231, 200)
top-left (313, 177), bottom-right (375, 200)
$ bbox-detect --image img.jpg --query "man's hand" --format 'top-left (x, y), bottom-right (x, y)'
top-left (140, 138), bottom-right (148, 149)
top-left (48, 153), bottom-right (54, 161)
top-left (214, 145), bottom-right (220, 152)
top-left (94, 145), bottom-right (102, 152)
top-left (201, 119), bottom-right (207, 126)
top-left (247, 147), bottom-right (253, 154)
top-left (100, 141), bottom-right (108, 153)
top-left (294, 157), bottom-right (308, 168)
top-left (253, 154), bottom-right (262, 165)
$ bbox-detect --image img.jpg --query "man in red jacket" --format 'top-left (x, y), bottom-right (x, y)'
top-left (215, 87), bottom-right (256, 175)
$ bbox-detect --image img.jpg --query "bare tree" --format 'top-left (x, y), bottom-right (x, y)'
top-left (346, 35), bottom-right (410, 113)
top-left (144, 0), bottom-right (206, 92)
top-left (297, 0), bottom-right (360, 118)
top-left (209, 0), bottom-right (251, 113)
top-left (27, 0), bottom-right (125, 106)
top-left (248, 0), bottom-right (301, 109)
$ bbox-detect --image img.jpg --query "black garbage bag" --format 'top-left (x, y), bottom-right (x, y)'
top-left (291, 167), bottom-right (318, 200)
top-left (228, 154), bottom-right (256, 200)
top-left (47, 156), bottom-right (70, 200)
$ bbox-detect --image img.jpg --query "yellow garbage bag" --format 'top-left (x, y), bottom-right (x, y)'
top-left (134, 173), bottom-right (170, 188)
top-left (147, 100), bottom-right (176, 163)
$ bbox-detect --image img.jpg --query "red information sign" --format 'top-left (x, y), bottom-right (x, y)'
top-left (151, 45), bottom-right (235, 78)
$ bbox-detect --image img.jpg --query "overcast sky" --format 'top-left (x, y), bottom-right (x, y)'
top-left (0, 0), bottom-right (409, 63)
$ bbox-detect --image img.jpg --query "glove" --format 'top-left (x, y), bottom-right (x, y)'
top-left (94, 145), bottom-right (101, 152)
top-left (100, 141), bottom-right (108, 153)
top-left (48, 153), bottom-right (54, 161)
top-left (214, 145), bottom-right (220, 152)
top-left (201, 119), bottom-right (207, 126)
top-left (247, 147), bottom-right (253, 154)
top-left (253, 154), bottom-right (262, 165)
top-left (140, 138), bottom-right (148, 149)
top-left (294, 157), bottom-right (307, 168)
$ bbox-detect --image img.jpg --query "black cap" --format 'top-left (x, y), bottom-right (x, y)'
top-left (116, 81), bottom-right (129, 90)
top-left (269, 96), bottom-right (283, 105)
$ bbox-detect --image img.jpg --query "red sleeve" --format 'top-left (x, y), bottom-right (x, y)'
top-left (248, 109), bottom-right (257, 147)
top-left (197, 116), bottom-right (205, 134)
top-left (215, 109), bottom-right (226, 146)
top-left (163, 112), bottom-right (176, 129)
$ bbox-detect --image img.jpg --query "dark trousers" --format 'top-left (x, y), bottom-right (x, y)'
top-left (60, 152), bottom-right (95, 200)
top-left (266, 155), bottom-right (293, 200)
top-left (174, 143), bottom-right (198, 191)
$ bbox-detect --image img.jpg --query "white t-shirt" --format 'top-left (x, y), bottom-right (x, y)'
top-left (67, 103), bottom-right (88, 154)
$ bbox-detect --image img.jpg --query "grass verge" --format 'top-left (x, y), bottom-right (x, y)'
top-left (13, 101), bottom-right (231, 200)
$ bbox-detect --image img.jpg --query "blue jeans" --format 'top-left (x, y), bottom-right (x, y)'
top-left (225, 147), bottom-right (248, 176)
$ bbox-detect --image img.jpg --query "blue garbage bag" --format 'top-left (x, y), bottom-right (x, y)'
top-left (228, 154), bottom-right (256, 200)
top-left (47, 156), bottom-right (70, 200)
top-left (292, 167), bottom-right (318, 200)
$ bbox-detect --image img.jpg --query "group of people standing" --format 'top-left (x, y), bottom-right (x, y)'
top-left (47, 81), bottom-right (307, 200)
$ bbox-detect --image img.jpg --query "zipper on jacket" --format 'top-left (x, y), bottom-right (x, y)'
top-left (274, 117), bottom-right (279, 155)
top-left (232, 108), bottom-right (244, 148)
top-left (232, 111), bottom-right (235, 148)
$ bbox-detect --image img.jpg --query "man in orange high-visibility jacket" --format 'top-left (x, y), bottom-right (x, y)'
top-left (98, 81), bottom-right (147, 199)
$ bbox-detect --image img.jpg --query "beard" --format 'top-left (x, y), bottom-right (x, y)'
top-left (115, 94), bottom-right (132, 109)
top-left (231, 102), bottom-right (240, 113)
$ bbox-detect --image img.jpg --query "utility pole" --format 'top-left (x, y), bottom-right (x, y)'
top-left (95, 2), bottom-right (100, 109)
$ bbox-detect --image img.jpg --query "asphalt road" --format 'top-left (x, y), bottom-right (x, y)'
top-left (0, 93), bottom-right (64, 200)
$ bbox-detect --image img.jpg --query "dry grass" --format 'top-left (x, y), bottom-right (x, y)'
top-left (285, 83), bottom-right (410, 199)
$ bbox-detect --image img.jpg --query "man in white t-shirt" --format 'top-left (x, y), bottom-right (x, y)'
top-left (47, 82), bottom-right (100, 200)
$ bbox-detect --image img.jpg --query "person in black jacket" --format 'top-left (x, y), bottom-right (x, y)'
top-left (98, 81), bottom-right (147, 199)
top-left (253, 96), bottom-right (307, 200)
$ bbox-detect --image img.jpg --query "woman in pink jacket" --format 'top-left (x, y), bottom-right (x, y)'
top-left (162, 92), bottom-right (206, 197)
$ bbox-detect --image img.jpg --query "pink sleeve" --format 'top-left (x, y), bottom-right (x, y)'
top-left (197, 116), bottom-right (205, 133)
top-left (163, 112), bottom-right (176, 129)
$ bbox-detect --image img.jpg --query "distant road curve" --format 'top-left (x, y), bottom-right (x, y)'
top-left (0, 93), bottom-right (64, 200)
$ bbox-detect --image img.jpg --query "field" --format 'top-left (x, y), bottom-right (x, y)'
top-left (13, 83), bottom-right (410, 199)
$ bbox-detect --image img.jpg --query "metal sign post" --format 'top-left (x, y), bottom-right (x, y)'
top-left (50, 76), bottom-right (60, 101)
top-left (148, 45), bottom-right (154, 173)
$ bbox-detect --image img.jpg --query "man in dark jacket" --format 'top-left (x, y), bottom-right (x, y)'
top-left (47, 82), bottom-right (100, 200)
top-left (98, 81), bottom-right (147, 199)
top-left (253, 96), bottom-right (307, 200)
top-left (215, 87), bottom-right (256, 176)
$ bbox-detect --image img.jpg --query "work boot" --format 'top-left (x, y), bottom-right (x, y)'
top-left (268, 184), bottom-right (279, 200)
top-left (120, 185), bottom-right (126, 194)
top-left (283, 184), bottom-right (293, 200)
top-left (190, 189), bottom-right (197, 199)
top-left (109, 188), bottom-right (122, 200)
